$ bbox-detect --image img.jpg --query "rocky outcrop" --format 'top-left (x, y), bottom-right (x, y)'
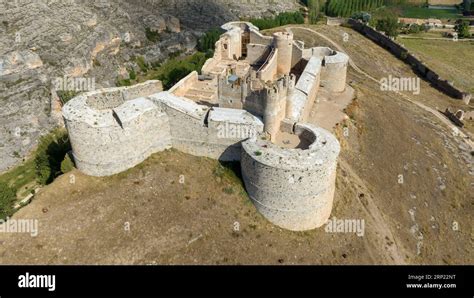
top-left (0, 0), bottom-right (300, 172)
top-left (124, 0), bottom-right (301, 29)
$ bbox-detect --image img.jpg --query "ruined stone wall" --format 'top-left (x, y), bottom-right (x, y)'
top-left (258, 48), bottom-right (279, 82)
top-left (150, 92), bottom-right (212, 156)
top-left (247, 44), bottom-right (270, 65)
top-left (149, 92), bottom-right (263, 161)
top-left (287, 56), bottom-right (322, 122)
top-left (243, 87), bottom-right (266, 116)
top-left (241, 123), bottom-right (340, 231)
top-left (291, 41), bottom-right (304, 69)
top-left (63, 20), bottom-right (344, 232)
top-left (249, 29), bottom-right (273, 46)
top-left (169, 71), bottom-right (199, 97)
top-left (348, 19), bottom-right (471, 103)
top-left (321, 51), bottom-right (348, 93)
top-left (207, 108), bottom-right (264, 160)
top-left (63, 81), bottom-right (171, 176)
top-left (221, 28), bottom-right (243, 60)
top-left (218, 75), bottom-right (246, 109)
top-left (307, 47), bottom-right (348, 93)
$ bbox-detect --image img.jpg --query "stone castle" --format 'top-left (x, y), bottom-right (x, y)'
top-left (63, 22), bottom-right (350, 231)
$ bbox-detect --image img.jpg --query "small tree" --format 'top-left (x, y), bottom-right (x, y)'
top-left (408, 24), bottom-right (421, 34)
top-left (352, 11), bottom-right (372, 23)
top-left (455, 19), bottom-right (470, 38)
top-left (307, 0), bottom-right (320, 24)
top-left (35, 130), bottom-right (71, 185)
top-left (0, 182), bottom-right (16, 220)
top-left (61, 154), bottom-right (75, 174)
top-left (145, 27), bottom-right (160, 43)
top-left (376, 15), bottom-right (400, 38)
top-left (197, 29), bottom-right (222, 53)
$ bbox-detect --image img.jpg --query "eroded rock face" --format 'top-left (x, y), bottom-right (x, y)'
top-left (0, 0), bottom-right (300, 172)
top-left (127, 0), bottom-right (300, 30)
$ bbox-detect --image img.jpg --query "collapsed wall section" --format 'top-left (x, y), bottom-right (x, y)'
top-left (241, 123), bottom-right (340, 231)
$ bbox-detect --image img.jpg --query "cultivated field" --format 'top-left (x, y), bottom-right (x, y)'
top-left (401, 6), bottom-right (463, 19)
top-left (401, 38), bottom-right (474, 95)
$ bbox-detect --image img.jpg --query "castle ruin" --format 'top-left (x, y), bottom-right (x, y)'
top-left (62, 22), bottom-right (350, 231)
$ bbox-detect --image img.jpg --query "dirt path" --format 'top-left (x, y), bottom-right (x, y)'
top-left (338, 159), bottom-right (407, 264)
top-left (287, 26), bottom-right (473, 150)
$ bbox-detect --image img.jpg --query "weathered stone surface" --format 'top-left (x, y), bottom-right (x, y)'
top-left (241, 124), bottom-right (341, 231)
top-left (62, 21), bottom-right (348, 231)
top-left (0, 0), bottom-right (300, 172)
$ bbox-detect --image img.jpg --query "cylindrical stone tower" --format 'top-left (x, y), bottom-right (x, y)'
top-left (322, 51), bottom-right (349, 93)
top-left (263, 86), bottom-right (286, 139)
top-left (273, 31), bottom-right (294, 76)
top-left (241, 123), bottom-right (340, 231)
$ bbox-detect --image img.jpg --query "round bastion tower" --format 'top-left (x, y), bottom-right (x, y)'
top-left (312, 47), bottom-right (349, 93)
top-left (273, 31), bottom-right (294, 76)
top-left (241, 123), bottom-right (341, 231)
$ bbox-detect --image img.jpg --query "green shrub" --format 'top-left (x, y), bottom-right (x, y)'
top-left (128, 68), bottom-right (137, 80)
top-left (60, 154), bottom-right (75, 174)
top-left (408, 24), bottom-right (421, 34)
top-left (400, 51), bottom-right (408, 60)
top-left (223, 186), bottom-right (234, 195)
top-left (150, 61), bottom-right (161, 69)
top-left (305, 0), bottom-right (322, 24)
top-left (156, 52), bottom-right (207, 90)
top-left (197, 29), bottom-right (222, 53)
top-left (376, 15), bottom-right (400, 38)
top-left (116, 79), bottom-right (132, 87)
top-left (0, 181), bottom-right (16, 220)
top-left (352, 11), bottom-right (372, 23)
top-left (145, 27), bottom-right (160, 42)
top-left (136, 56), bottom-right (149, 72)
top-left (57, 90), bottom-right (79, 105)
top-left (455, 19), bottom-right (470, 38)
top-left (35, 129), bottom-right (71, 185)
